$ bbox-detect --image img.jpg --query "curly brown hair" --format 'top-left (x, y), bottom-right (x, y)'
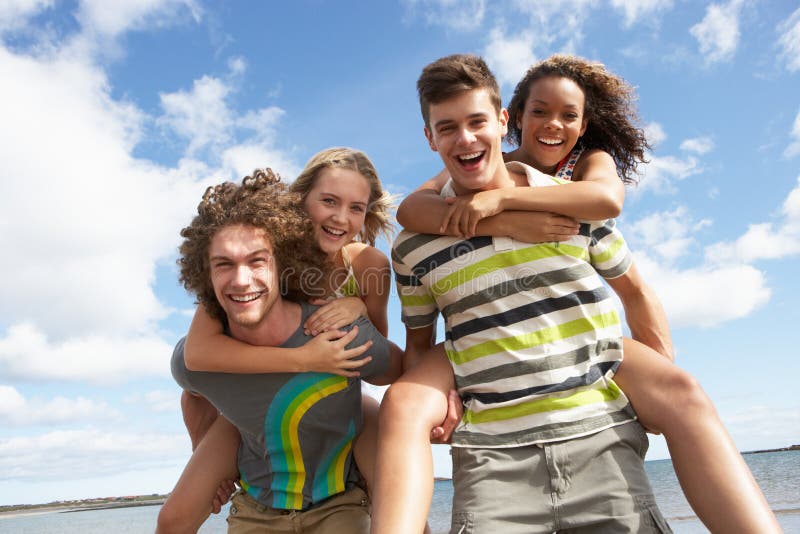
top-left (506, 54), bottom-right (650, 184)
top-left (290, 147), bottom-right (395, 246)
top-left (178, 168), bottom-right (330, 322)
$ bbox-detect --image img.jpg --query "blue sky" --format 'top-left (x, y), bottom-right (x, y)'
top-left (1, 0), bottom-right (799, 507)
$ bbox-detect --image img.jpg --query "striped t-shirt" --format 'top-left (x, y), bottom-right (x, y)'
top-left (392, 161), bottom-right (636, 448)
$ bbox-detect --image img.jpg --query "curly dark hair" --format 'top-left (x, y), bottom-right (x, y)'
top-left (506, 54), bottom-right (650, 184)
top-left (178, 168), bottom-right (330, 322)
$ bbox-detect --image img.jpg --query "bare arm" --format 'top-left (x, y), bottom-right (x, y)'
top-left (397, 149), bottom-right (624, 237)
top-left (184, 306), bottom-right (372, 376)
top-left (303, 244), bottom-right (391, 337)
top-left (605, 263), bottom-right (674, 360)
top-left (402, 324), bottom-right (437, 371)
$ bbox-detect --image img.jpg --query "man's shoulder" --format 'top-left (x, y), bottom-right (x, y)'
top-left (392, 229), bottom-right (460, 262)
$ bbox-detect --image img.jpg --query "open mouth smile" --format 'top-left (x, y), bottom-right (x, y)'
top-left (537, 137), bottom-right (564, 146)
top-left (322, 225), bottom-right (346, 237)
top-left (456, 151), bottom-right (485, 169)
top-left (229, 291), bottom-right (265, 303)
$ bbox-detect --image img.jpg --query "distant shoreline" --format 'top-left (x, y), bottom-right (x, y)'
top-left (0, 496), bottom-right (166, 519)
top-left (742, 444), bottom-right (800, 455)
top-left (2, 445), bottom-right (797, 514)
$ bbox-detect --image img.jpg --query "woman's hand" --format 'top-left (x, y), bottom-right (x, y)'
top-left (441, 189), bottom-right (504, 237)
top-left (299, 326), bottom-right (373, 377)
top-left (304, 297), bottom-right (368, 336)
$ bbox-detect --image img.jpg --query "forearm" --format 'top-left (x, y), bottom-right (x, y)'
top-left (498, 180), bottom-right (622, 220)
top-left (397, 191), bottom-right (457, 234)
top-left (184, 332), bottom-right (306, 373)
top-left (621, 284), bottom-right (674, 360)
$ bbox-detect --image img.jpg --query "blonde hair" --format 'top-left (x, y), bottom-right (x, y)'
top-left (290, 147), bottom-right (395, 246)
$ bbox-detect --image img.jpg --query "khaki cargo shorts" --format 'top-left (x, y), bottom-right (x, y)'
top-left (227, 486), bottom-right (370, 534)
top-left (450, 422), bottom-right (672, 533)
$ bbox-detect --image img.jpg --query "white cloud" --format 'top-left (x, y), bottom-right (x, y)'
top-left (402, 0), bottom-right (486, 31)
top-left (159, 75), bottom-right (235, 155)
top-left (158, 68), bottom-right (287, 160)
top-left (76, 0), bottom-right (201, 39)
top-left (222, 143), bottom-right (300, 185)
top-left (680, 136), bottom-right (714, 155)
top-left (0, 47), bottom-right (211, 339)
top-left (0, 385), bottom-right (119, 426)
top-left (610, 0), bottom-right (673, 27)
top-left (645, 122), bottom-right (667, 147)
top-left (636, 154), bottom-right (701, 193)
top-left (0, 323), bottom-right (173, 383)
top-left (0, 0), bottom-right (53, 32)
top-left (510, 0), bottom-right (599, 53)
top-left (0, 428), bottom-right (186, 480)
top-left (0, 8), bottom-right (298, 385)
top-left (784, 108), bottom-right (800, 158)
top-left (125, 389), bottom-right (181, 413)
top-left (704, 177), bottom-right (800, 264)
top-left (635, 255), bottom-right (770, 328)
top-left (690, 0), bottom-right (744, 65)
top-left (626, 206), bottom-right (711, 263)
top-left (777, 7), bottom-right (800, 72)
top-left (483, 26), bottom-right (537, 88)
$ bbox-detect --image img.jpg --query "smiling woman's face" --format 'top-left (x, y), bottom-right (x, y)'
top-left (303, 167), bottom-right (370, 256)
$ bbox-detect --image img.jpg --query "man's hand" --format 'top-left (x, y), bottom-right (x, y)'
top-left (430, 390), bottom-right (463, 444)
top-left (211, 478), bottom-right (237, 514)
top-left (300, 326), bottom-right (372, 377)
top-left (304, 297), bottom-right (368, 336)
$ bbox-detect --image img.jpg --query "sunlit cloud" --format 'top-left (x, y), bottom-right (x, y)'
top-left (680, 136), bottom-right (714, 155)
top-left (705, 176), bottom-right (800, 263)
top-left (610, 0), bottom-right (674, 28)
top-left (0, 428), bottom-right (186, 480)
top-left (483, 26), bottom-right (537, 88)
top-left (0, 323), bottom-right (172, 383)
top-left (784, 109), bottom-right (800, 158)
top-left (0, 385), bottom-right (120, 426)
top-left (777, 7), bottom-right (800, 72)
top-left (0, 0), bottom-right (53, 32)
top-left (690, 0), bottom-right (744, 65)
top-left (401, 0), bottom-right (486, 31)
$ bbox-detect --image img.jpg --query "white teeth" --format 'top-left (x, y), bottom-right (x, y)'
top-left (458, 151), bottom-right (483, 161)
top-left (538, 137), bottom-right (562, 145)
top-left (323, 226), bottom-right (345, 236)
top-left (230, 292), bottom-right (262, 302)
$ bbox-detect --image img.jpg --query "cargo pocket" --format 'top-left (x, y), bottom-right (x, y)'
top-left (450, 511), bottom-right (474, 534)
top-left (635, 494), bottom-right (673, 533)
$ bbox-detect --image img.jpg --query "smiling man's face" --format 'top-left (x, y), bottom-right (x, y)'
top-left (208, 224), bottom-right (280, 330)
top-left (424, 88), bottom-right (509, 195)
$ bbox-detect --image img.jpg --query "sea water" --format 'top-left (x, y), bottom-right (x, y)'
top-left (1, 450), bottom-right (798, 533)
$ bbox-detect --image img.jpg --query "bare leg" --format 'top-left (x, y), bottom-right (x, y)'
top-left (181, 391), bottom-right (219, 451)
top-left (616, 338), bottom-right (780, 533)
top-left (371, 345), bottom-right (454, 534)
top-left (354, 393), bottom-right (380, 494)
top-left (156, 417), bottom-right (240, 534)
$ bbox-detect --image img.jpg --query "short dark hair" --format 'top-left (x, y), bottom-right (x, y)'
top-left (178, 169), bottom-right (330, 321)
top-left (417, 54), bottom-right (502, 129)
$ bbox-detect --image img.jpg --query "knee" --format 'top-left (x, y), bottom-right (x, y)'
top-left (156, 500), bottom-right (190, 534)
top-left (379, 381), bottom-right (445, 430)
top-left (665, 368), bottom-right (715, 417)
